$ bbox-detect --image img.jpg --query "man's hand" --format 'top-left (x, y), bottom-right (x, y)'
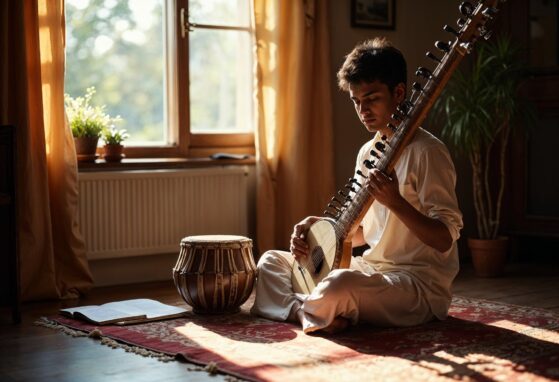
top-left (367, 169), bottom-right (403, 209)
top-left (290, 216), bottom-right (321, 263)
top-left (368, 168), bottom-right (453, 253)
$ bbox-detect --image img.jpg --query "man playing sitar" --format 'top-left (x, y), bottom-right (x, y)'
top-left (251, 38), bottom-right (463, 334)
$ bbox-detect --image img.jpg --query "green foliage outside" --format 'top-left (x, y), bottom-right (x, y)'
top-left (65, 0), bottom-right (164, 143)
top-left (65, 0), bottom-right (253, 143)
top-left (188, 0), bottom-right (253, 133)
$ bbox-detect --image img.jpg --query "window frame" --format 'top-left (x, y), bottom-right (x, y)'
top-left (86, 0), bottom-right (255, 159)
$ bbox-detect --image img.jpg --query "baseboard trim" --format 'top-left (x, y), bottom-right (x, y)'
top-left (89, 253), bottom-right (178, 287)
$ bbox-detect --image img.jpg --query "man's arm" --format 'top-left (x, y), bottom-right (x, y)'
top-left (388, 196), bottom-right (452, 253)
top-left (368, 169), bottom-right (453, 253)
top-left (351, 226), bottom-right (367, 248)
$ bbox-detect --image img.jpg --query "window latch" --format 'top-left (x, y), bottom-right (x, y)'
top-left (180, 8), bottom-right (197, 38)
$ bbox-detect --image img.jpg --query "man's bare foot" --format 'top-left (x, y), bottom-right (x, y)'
top-left (321, 316), bottom-right (350, 334)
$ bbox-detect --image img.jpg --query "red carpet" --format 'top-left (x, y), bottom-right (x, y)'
top-left (41, 296), bottom-right (559, 382)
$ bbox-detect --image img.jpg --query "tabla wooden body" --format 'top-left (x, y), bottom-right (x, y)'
top-left (173, 235), bottom-right (256, 314)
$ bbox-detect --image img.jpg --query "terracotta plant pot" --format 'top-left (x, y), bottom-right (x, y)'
top-left (74, 136), bottom-right (99, 162)
top-left (103, 144), bottom-right (125, 162)
top-left (467, 236), bottom-right (509, 277)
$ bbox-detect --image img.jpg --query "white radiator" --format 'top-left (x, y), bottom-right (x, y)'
top-left (78, 167), bottom-right (249, 260)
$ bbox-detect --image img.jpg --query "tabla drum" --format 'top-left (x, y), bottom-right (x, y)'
top-left (173, 235), bottom-right (257, 314)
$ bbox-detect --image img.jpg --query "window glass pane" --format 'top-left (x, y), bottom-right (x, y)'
top-left (65, 0), bottom-right (166, 145)
top-left (189, 29), bottom-right (253, 133)
top-left (189, 0), bottom-right (250, 27)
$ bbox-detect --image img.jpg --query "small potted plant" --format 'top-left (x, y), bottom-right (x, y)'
top-left (102, 127), bottom-right (129, 162)
top-left (65, 87), bottom-right (121, 162)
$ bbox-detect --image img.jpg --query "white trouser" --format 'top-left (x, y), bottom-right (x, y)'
top-left (250, 250), bottom-right (435, 333)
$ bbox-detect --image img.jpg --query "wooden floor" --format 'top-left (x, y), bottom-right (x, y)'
top-left (1, 262), bottom-right (558, 382)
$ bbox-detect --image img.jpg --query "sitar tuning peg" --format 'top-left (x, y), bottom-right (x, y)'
top-left (364, 159), bottom-right (376, 169)
top-left (391, 112), bottom-right (404, 121)
top-left (477, 25), bottom-right (491, 40)
top-left (349, 178), bottom-right (362, 188)
top-left (324, 210), bottom-right (338, 219)
top-left (344, 183), bottom-right (356, 193)
top-left (482, 7), bottom-right (498, 20)
top-left (337, 190), bottom-right (352, 203)
top-left (444, 24), bottom-right (460, 37)
top-left (426, 51), bottom-right (442, 63)
top-left (328, 202), bottom-right (342, 212)
top-left (457, 42), bottom-right (473, 55)
top-left (435, 41), bottom-right (451, 53)
top-left (457, 18), bottom-right (466, 28)
top-left (374, 141), bottom-right (386, 153)
top-left (416, 66), bottom-right (433, 79)
top-left (356, 170), bottom-right (366, 179)
top-left (399, 100), bottom-right (414, 115)
top-left (459, 2), bottom-right (474, 17)
top-left (412, 82), bottom-right (424, 93)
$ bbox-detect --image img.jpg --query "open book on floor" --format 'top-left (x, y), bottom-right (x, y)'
top-left (60, 298), bottom-right (188, 325)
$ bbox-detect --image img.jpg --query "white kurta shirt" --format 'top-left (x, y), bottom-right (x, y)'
top-left (355, 128), bottom-right (463, 319)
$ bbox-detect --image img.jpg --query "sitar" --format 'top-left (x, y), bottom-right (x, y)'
top-left (292, 0), bottom-right (504, 294)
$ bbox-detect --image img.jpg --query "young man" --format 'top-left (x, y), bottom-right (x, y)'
top-left (251, 38), bottom-right (463, 334)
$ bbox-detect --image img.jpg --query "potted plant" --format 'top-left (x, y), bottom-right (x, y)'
top-left (102, 127), bottom-right (129, 162)
top-left (65, 86), bottom-right (121, 162)
top-left (432, 36), bottom-right (535, 277)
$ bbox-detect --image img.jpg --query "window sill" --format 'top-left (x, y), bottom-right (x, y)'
top-left (77, 156), bottom-right (256, 172)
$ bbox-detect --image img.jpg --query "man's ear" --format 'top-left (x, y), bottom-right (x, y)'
top-left (394, 83), bottom-right (406, 103)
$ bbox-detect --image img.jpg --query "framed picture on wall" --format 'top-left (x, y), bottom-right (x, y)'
top-left (351, 0), bottom-right (395, 30)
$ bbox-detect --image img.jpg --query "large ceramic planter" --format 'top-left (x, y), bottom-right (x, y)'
top-left (467, 236), bottom-right (509, 277)
top-left (74, 136), bottom-right (99, 162)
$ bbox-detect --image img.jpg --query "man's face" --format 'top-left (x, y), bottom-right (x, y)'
top-left (349, 81), bottom-right (405, 135)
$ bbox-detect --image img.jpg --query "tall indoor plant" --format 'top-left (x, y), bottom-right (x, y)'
top-left (433, 36), bottom-right (534, 276)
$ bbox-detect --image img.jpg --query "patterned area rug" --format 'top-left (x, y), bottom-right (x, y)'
top-left (38, 296), bottom-right (559, 382)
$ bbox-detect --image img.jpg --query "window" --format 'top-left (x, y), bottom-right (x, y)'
top-left (65, 0), bottom-right (255, 158)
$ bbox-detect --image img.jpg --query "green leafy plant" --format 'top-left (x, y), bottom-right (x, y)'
top-left (102, 127), bottom-right (129, 145)
top-left (432, 36), bottom-right (535, 240)
top-left (65, 87), bottom-right (121, 138)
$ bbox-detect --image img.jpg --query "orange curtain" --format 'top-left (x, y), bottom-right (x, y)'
top-left (0, 0), bottom-right (93, 301)
top-left (253, 0), bottom-right (335, 253)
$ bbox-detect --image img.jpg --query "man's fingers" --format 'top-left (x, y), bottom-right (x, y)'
top-left (291, 245), bottom-right (308, 263)
top-left (372, 168), bottom-right (391, 182)
top-left (292, 247), bottom-right (307, 259)
top-left (293, 224), bottom-right (306, 239)
top-left (292, 237), bottom-right (308, 248)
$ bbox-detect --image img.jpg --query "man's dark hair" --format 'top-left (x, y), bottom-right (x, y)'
top-left (337, 37), bottom-right (407, 93)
